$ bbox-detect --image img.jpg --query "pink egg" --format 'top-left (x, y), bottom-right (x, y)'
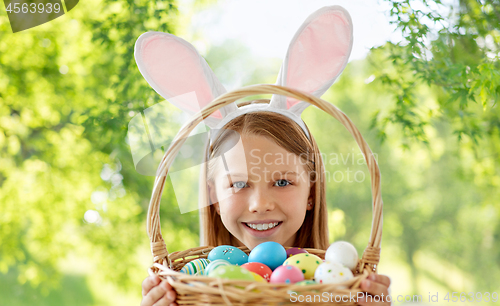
top-left (269, 265), bottom-right (305, 284)
top-left (241, 262), bottom-right (272, 282)
top-left (286, 247), bottom-right (308, 258)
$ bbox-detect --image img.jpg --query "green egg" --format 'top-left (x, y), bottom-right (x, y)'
top-left (208, 265), bottom-right (255, 281)
top-left (295, 280), bottom-right (317, 286)
top-left (204, 259), bottom-right (231, 276)
top-left (288, 279), bottom-right (320, 295)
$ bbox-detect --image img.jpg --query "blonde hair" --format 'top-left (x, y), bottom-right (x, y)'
top-left (198, 99), bottom-right (329, 250)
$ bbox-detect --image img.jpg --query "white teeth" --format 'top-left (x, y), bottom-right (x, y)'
top-left (246, 222), bottom-right (279, 231)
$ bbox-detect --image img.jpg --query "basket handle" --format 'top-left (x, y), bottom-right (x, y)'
top-left (146, 84), bottom-right (383, 272)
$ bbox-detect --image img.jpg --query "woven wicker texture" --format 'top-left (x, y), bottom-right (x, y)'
top-left (145, 84), bottom-right (383, 305)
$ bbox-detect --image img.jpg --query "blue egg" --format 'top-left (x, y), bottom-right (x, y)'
top-left (248, 241), bottom-right (287, 271)
top-left (207, 245), bottom-right (248, 266)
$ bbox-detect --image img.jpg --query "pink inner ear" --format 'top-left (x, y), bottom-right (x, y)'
top-left (286, 11), bottom-right (351, 109)
top-left (142, 36), bottom-right (222, 119)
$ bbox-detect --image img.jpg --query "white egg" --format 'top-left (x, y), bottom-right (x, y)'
top-left (325, 241), bottom-right (359, 271)
top-left (314, 261), bottom-right (354, 284)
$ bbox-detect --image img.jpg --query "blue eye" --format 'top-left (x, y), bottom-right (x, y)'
top-left (275, 179), bottom-right (291, 187)
top-left (232, 181), bottom-right (247, 189)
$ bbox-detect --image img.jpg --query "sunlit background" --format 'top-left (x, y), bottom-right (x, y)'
top-left (1, 0), bottom-right (499, 305)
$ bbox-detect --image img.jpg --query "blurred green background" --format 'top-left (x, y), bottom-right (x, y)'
top-left (0, 0), bottom-right (499, 305)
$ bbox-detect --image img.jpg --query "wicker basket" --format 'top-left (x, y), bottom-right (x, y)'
top-left (146, 84), bottom-right (383, 305)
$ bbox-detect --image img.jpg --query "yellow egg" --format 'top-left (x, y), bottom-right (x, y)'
top-left (284, 253), bottom-right (322, 279)
top-left (250, 271), bottom-right (267, 283)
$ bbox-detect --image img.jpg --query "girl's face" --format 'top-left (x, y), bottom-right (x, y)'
top-left (209, 134), bottom-right (313, 250)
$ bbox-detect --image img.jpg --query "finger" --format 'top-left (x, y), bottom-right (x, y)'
top-left (358, 295), bottom-right (390, 306)
top-left (163, 281), bottom-right (176, 302)
top-left (358, 279), bottom-right (391, 306)
top-left (368, 274), bottom-right (391, 287)
top-left (152, 283), bottom-right (176, 306)
top-left (166, 288), bottom-right (177, 301)
top-left (360, 279), bottom-right (389, 297)
top-left (142, 275), bottom-right (161, 296)
top-left (152, 297), bottom-right (170, 306)
top-left (142, 283), bottom-right (167, 306)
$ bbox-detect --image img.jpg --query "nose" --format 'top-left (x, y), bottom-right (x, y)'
top-left (248, 188), bottom-right (275, 214)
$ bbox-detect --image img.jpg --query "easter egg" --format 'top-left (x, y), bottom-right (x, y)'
top-left (314, 261), bottom-right (354, 284)
top-left (286, 247), bottom-right (308, 258)
top-left (283, 253), bottom-right (322, 279)
top-left (250, 271), bottom-right (267, 283)
top-left (241, 262), bottom-right (272, 282)
top-left (208, 245), bottom-right (248, 266)
top-left (288, 279), bottom-right (320, 295)
top-left (208, 265), bottom-right (254, 281)
top-left (180, 258), bottom-right (210, 275)
top-left (204, 259), bottom-right (231, 276)
top-left (295, 280), bottom-right (317, 286)
top-left (270, 265), bottom-right (304, 284)
top-left (325, 241), bottom-right (359, 271)
top-left (248, 241), bottom-right (286, 271)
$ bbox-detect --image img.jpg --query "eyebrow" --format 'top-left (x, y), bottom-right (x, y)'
top-left (224, 171), bottom-right (299, 177)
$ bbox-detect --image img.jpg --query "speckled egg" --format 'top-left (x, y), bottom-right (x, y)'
top-left (203, 259), bottom-right (231, 276)
top-left (283, 253), bottom-right (322, 279)
top-left (241, 262), bottom-right (272, 282)
top-left (286, 247), bottom-right (308, 258)
top-left (314, 261), bottom-right (354, 284)
top-left (248, 241), bottom-right (286, 271)
top-left (207, 245), bottom-right (248, 266)
top-left (208, 265), bottom-right (255, 281)
top-left (180, 258), bottom-right (210, 275)
top-left (325, 241), bottom-right (359, 271)
top-left (270, 265), bottom-right (305, 284)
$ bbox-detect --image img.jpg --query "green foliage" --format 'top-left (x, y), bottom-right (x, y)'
top-left (0, 267), bottom-right (94, 306)
top-left (305, 58), bottom-right (500, 294)
top-left (0, 0), bottom-right (199, 300)
top-left (373, 0), bottom-right (500, 144)
top-left (1, 0), bottom-right (499, 304)
top-left (367, 7), bottom-right (500, 291)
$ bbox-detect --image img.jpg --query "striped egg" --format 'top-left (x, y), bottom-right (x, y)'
top-left (180, 258), bottom-right (210, 275)
top-left (204, 259), bottom-right (231, 276)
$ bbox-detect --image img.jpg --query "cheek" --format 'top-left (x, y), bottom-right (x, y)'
top-left (218, 196), bottom-right (244, 217)
top-left (284, 201), bottom-right (308, 217)
top-left (216, 184), bottom-right (247, 203)
top-left (213, 186), bottom-right (234, 205)
top-left (282, 188), bottom-right (309, 205)
top-left (283, 194), bottom-right (310, 217)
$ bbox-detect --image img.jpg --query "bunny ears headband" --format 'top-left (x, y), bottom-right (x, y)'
top-left (134, 5), bottom-right (353, 147)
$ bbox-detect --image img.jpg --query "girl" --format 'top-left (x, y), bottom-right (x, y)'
top-left (135, 5), bottom-right (391, 306)
top-left (140, 107), bottom-right (391, 306)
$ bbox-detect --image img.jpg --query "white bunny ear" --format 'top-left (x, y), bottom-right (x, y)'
top-left (270, 6), bottom-right (354, 116)
top-left (134, 31), bottom-right (238, 128)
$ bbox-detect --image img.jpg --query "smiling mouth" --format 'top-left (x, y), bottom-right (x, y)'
top-left (243, 221), bottom-right (282, 231)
